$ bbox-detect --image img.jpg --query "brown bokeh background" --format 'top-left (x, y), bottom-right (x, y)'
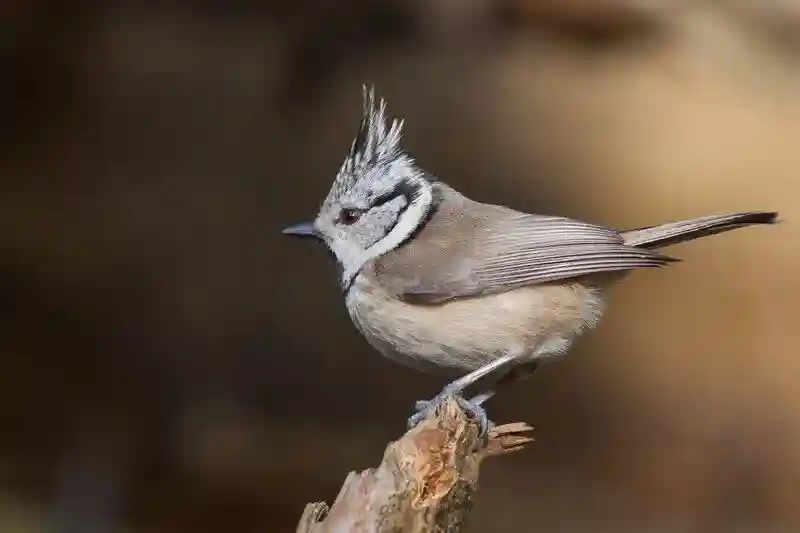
top-left (2, 1), bottom-right (799, 532)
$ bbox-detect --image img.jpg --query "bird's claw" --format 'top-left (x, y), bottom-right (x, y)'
top-left (407, 355), bottom-right (518, 444)
top-left (407, 390), bottom-right (492, 442)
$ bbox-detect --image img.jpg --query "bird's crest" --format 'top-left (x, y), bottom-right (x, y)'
top-left (330, 86), bottom-right (406, 197)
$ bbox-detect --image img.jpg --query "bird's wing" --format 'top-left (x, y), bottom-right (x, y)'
top-left (369, 185), bottom-right (675, 304)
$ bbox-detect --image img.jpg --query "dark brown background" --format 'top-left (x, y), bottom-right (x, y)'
top-left (1, 1), bottom-right (798, 532)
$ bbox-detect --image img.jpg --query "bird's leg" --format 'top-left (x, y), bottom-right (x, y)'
top-left (407, 351), bottom-right (524, 438)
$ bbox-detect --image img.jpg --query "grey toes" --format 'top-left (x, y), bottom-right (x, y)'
top-left (407, 392), bottom-right (492, 442)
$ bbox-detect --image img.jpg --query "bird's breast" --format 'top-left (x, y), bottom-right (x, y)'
top-left (345, 274), bottom-right (606, 374)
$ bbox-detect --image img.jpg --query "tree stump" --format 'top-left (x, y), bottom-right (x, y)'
top-left (296, 396), bottom-right (533, 533)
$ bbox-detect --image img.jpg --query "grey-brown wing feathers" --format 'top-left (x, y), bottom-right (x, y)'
top-left (368, 184), bottom-right (776, 305)
top-left (371, 197), bottom-right (675, 305)
top-left (472, 215), bottom-right (674, 284)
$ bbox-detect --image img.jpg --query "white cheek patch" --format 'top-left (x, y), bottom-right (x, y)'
top-left (359, 196), bottom-right (408, 248)
top-left (352, 177), bottom-right (433, 273)
top-left (330, 240), bottom-right (360, 279)
top-left (331, 197), bottom-right (409, 290)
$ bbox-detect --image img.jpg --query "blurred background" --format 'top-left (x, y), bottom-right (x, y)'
top-left (1, 1), bottom-right (799, 532)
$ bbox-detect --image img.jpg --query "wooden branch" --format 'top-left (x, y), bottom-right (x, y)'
top-left (296, 396), bottom-right (534, 533)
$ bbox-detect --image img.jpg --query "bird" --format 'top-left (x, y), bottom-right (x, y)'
top-left (282, 86), bottom-right (779, 433)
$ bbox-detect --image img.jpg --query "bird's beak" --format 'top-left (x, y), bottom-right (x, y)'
top-left (282, 221), bottom-right (321, 240)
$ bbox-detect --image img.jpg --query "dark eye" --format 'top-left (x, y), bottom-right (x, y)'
top-left (339, 208), bottom-right (362, 225)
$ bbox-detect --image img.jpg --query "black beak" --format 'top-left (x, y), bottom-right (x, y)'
top-left (282, 221), bottom-right (321, 240)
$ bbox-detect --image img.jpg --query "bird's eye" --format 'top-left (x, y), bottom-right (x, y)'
top-left (339, 208), bottom-right (362, 225)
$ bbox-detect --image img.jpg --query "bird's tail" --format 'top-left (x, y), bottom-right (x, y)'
top-left (621, 211), bottom-right (779, 249)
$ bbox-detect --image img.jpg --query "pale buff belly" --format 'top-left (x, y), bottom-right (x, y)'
top-left (346, 275), bottom-right (606, 375)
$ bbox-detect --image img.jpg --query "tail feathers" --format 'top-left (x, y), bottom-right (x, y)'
top-left (621, 211), bottom-right (779, 249)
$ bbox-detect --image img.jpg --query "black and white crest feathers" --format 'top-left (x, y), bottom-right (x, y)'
top-left (331, 86), bottom-right (406, 196)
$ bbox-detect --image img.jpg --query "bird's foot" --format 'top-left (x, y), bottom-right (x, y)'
top-left (407, 354), bottom-right (522, 442)
top-left (407, 386), bottom-right (494, 440)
